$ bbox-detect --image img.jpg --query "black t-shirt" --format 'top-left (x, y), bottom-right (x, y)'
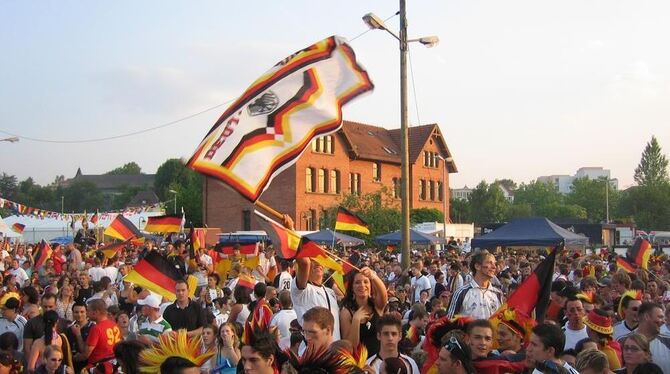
top-left (75, 287), bottom-right (94, 304)
top-left (163, 300), bottom-right (206, 331)
top-left (23, 315), bottom-right (45, 340)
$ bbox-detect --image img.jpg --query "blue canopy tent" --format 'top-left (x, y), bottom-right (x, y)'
top-left (471, 217), bottom-right (589, 249)
top-left (49, 236), bottom-right (74, 245)
top-left (303, 229), bottom-right (365, 247)
top-left (375, 229), bottom-right (445, 245)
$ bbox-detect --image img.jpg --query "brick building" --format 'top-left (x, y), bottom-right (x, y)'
top-left (203, 121), bottom-right (458, 232)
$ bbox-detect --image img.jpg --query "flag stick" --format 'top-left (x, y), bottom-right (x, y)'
top-left (255, 200), bottom-right (284, 221)
top-left (643, 267), bottom-right (663, 284)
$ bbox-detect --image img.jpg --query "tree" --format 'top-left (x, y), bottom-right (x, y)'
top-left (410, 208), bottom-right (443, 224)
top-left (449, 198), bottom-right (470, 223)
top-left (0, 172), bottom-right (17, 198)
top-left (496, 178), bottom-right (517, 192)
top-left (62, 180), bottom-right (105, 212)
top-left (634, 136), bottom-right (669, 186)
top-left (566, 177), bottom-right (618, 223)
top-left (155, 159), bottom-right (203, 226)
top-left (106, 162), bottom-right (142, 175)
top-left (469, 181), bottom-right (509, 224)
top-left (619, 184), bottom-right (670, 230)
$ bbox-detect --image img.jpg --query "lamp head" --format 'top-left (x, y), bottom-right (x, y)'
top-left (362, 13), bottom-right (386, 30)
top-left (418, 36), bottom-right (440, 48)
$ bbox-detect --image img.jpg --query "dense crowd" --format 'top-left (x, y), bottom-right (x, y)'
top-left (0, 229), bottom-right (669, 374)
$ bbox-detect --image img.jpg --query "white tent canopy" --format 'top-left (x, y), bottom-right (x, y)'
top-left (0, 214), bottom-right (22, 238)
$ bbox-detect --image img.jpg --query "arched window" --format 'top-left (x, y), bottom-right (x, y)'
top-left (330, 170), bottom-right (340, 194)
top-left (318, 169), bottom-right (326, 193)
top-left (305, 168), bottom-right (314, 192)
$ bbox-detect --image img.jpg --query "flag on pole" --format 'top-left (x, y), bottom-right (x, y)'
top-left (144, 215), bottom-right (183, 233)
top-left (616, 256), bottom-right (636, 273)
top-left (124, 252), bottom-right (197, 301)
top-left (297, 238), bottom-right (343, 273)
top-left (98, 240), bottom-right (130, 260)
top-left (33, 240), bottom-right (53, 268)
top-left (187, 35), bottom-right (374, 202)
top-left (11, 223), bottom-right (25, 234)
top-left (90, 210), bottom-right (99, 225)
top-left (104, 215), bottom-right (142, 241)
top-left (334, 207), bottom-right (370, 235)
top-left (628, 237), bottom-right (653, 270)
top-left (254, 210), bottom-right (301, 259)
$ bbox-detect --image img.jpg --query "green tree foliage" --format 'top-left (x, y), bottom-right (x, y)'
top-left (468, 181), bottom-right (509, 224)
top-left (410, 208), bottom-right (444, 224)
top-left (449, 198), bottom-right (470, 223)
top-left (106, 162), bottom-right (142, 175)
top-left (619, 184), bottom-right (670, 230)
top-left (566, 177), bottom-right (618, 222)
top-left (496, 178), bottom-right (517, 192)
top-left (634, 136), bottom-right (669, 187)
top-left (154, 159), bottom-right (203, 226)
top-left (0, 173), bottom-right (17, 198)
top-left (62, 180), bottom-right (105, 212)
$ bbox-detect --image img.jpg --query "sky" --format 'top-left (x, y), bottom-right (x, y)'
top-left (1, 1), bottom-right (669, 192)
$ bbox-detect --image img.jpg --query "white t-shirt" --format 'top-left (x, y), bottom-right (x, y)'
top-left (366, 353), bottom-right (420, 374)
top-left (88, 266), bottom-right (106, 282)
top-left (9, 268), bottom-right (29, 287)
top-left (649, 334), bottom-right (670, 374)
top-left (562, 325), bottom-right (589, 350)
top-left (290, 279), bottom-right (341, 340)
top-left (270, 309), bottom-right (298, 340)
top-left (613, 320), bottom-right (636, 341)
top-left (103, 266), bottom-right (119, 283)
top-left (532, 361), bottom-right (579, 374)
top-left (277, 271), bottom-right (293, 291)
top-left (410, 275), bottom-right (432, 303)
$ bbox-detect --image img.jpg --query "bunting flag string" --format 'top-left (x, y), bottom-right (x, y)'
top-left (0, 196), bottom-right (164, 222)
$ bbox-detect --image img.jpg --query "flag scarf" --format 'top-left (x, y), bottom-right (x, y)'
top-left (11, 223), bottom-right (25, 234)
top-left (144, 215), bottom-right (183, 233)
top-left (334, 207), bottom-right (370, 235)
top-left (489, 244), bottom-right (559, 340)
top-left (124, 252), bottom-right (197, 301)
top-left (616, 256), bottom-right (636, 273)
top-left (104, 215), bottom-right (142, 241)
top-left (98, 240), bottom-right (130, 259)
top-left (254, 210), bottom-right (301, 259)
top-left (187, 35), bottom-right (374, 202)
top-left (218, 243), bottom-right (257, 255)
top-left (33, 240), bottom-right (53, 268)
top-left (628, 238), bottom-right (653, 270)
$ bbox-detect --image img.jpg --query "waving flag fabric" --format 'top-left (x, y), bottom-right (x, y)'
top-left (33, 240), bottom-right (53, 268)
top-left (254, 210), bottom-right (301, 259)
top-left (11, 223), bottom-right (25, 234)
top-left (616, 256), bottom-right (636, 273)
top-left (628, 237), bottom-right (653, 270)
top-left (218, 243), bottom-right (257, 255)
top-left (99, 240), bottom-right (130, 259)
top-left (104, 215), bottom-right (142, 241)
top-left (144, 215), bottom-right (182, 233)
top-left (297, 238), bottom-right (343, 273)
top-left (187, 36), bottom-right (373, 202)
top-left (124, 252), bottom-right (197, 301)
top-left (335, 207), bottom-right (370, 235)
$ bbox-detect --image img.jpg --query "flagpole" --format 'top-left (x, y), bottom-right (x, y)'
top-left (255, 200), bottom-right (284, 221)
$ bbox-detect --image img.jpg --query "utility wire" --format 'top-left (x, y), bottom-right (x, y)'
top-left (0, 12), bottom-right (400, 144)
top-left (408, 48), bottom-right (422, 126)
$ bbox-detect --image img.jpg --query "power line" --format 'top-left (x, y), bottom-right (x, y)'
top-left (408, 48), bottom-right (422, 126)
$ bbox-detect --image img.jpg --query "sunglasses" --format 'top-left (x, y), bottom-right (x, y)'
top-left (445, 336), bottom-right (465, 360)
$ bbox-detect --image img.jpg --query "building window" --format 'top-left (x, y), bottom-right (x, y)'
top-left (372, 162), bottom-right (381, 181)
top-left (419, 179), bottom-right (426, 200)
top-left (305, 168), bottom-right (314, 192)
top-left (392, 178), bottom-right (400, 199)
top-left (325, 136), bottom-right (333, 154)
top-left (305, 209), bottom-right (317, 231)
top-left (435, 154), bottom-right (440, 168)
top-left (330, 170), bottom-right (340, 194)
top-left (318, 169), bottom-right (326, 193)
top-left (429, 180), bottom-right (435, 200)
top-left (438, 181), bottom-right (444, 201)
top-left (312, 135), bottom-right (334, 154)
top-left (242, 209), bottom-right (251, 231)
top-left (423, 151), bottom-right (429, 167)
top-left (311, 139), bottom-right (318, 152)
top-left (350, 173), bottom-right (361, 194)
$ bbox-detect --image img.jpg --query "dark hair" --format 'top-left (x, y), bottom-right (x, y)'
top-left (574, 337), bottom-right (597, 353)
top-left (41, 293), bottom-right (57, 304)
top-left (377, 314), bottom-right (402, 333)
top-left (233, 285), bottom-right (252, 305)
top-left (22, 286), bottom-right (39, 304)
top-left (254, 282), bottom-right (267, 299)
top-left (114, 340), bottom-right (147, 374)
top-left (208, 273), bottom-right (220, 284)
top-left (72, 301), bottom-right (87, 312)
top-left (243, 329), bottom-right (278, 360)
top-left (466, 319), bottom-right (493, 334)
top-left (632, 363), bottom-right (663, 374)
top-left (532, 323), bottom-right (565, 357)
top-left (43, 310), bottom-right (60, 346)
top-left (160, 356), bottom-right (197, 374)
top-left (469, 251), bottom-right (492, 274)
top-left (342, 270), bottom-right (375, 312)
top-left (0, 331), bottom-right (19, 350)
top-left (382, 356), bottom-right (408, 374)
top-left (303, 307), bottom-right (334, 331)
top-left (638, 301), bottom-right (662, 317)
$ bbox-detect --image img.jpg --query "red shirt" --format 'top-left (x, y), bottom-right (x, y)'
top-left (86, 319), bottom-right (121, 365)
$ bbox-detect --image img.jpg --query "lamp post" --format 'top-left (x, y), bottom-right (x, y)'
top-left (61, 196), bottom-right (64, 215)
top-left (604, 178), bottom-right (610, 223)
top-left (436, 155), bottom-right (453, 249)
top-left (363, 2), bottom-right (439, 270)
top-left (169, 190), bottom-right (177, 214)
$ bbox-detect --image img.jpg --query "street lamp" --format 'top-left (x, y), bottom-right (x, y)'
top-left (168, 190), bottom-right (177, 214)
top-left (363, 2), bottom-right (439, 271)
top-left (0, 137), bottom-right (19, 143)
top-left (436, 155), bottom-right (453, 249)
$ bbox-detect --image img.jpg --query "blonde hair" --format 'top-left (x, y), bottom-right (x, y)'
top-left (623, 333), bottom-right (651, 355)
top-left (575, 349), bottom-right (608, 372)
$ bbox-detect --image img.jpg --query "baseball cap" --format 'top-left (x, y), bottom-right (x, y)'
top-left (137, 293), bottom-right (162, 309)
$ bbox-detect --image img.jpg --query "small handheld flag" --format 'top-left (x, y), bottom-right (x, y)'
top-left (335, 207), bottom-right (370, 235)
top-left (628, 237), bottom-right (653, 270)
top-left (11, 223), bottom-right (25, 234)
top-left (616, 256), bottom-right (636, 273)
top-left (254, 210), bottom-right (301, 260)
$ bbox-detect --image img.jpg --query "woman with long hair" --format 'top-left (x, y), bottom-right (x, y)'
top-left (614, 333), bottom-right (652, 374)
top-left (339, 266), bottom-right (387, 356)
top-left (113, 340), bottom-right (147, 374)
top-left (55, 284), bottom-right (75, 321)
top-left (228, 285), bottom-right (251, 325)
top-left (213, 322), bottom-right (241, 371)
top-left (27, 311), bottom-right (73, 372)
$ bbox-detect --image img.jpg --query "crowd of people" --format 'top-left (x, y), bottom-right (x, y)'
top-left (0, 227), bottom-right (669, 374)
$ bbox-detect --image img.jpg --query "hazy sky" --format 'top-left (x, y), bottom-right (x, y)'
top-left (1, 1), bottom-right (669, 192)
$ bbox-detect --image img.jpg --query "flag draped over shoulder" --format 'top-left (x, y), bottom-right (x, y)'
top-left (104, 215), bottom-right (142, 241)
top-left (145, 215), bottom-right (183, 233)
top-left (616, 256), bottom-right (636, 273)
top-left (33, 240), bottom-right (53, 268)
top-left (187, 36), bottom-right (374, 202)
top-left (254, 210), bottom-right (301, 259)
top-left (11, 223), bottom-right (24, 234)
top-left (489, 244), bottom-right (560, 343)
top-left (124, 252), bottom-right (197, 301)
top-left (628, 237), bottom-right (653, 270)
top-left (334, 207), bottom-right (369, 235)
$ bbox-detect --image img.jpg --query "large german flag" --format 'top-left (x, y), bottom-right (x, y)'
top-left (297, 238), bottom-right (343, 273)
top-left (104, 215), bottom-right (142, 241)
top-left (11, 223), bottom-right (25, 234)
top-left (218, 243), bottom-right (257, 255)
top-left (124, 252), bottom-right (197, 301)
top-left (144, 215), bottom-right (183, 233)
top-left (616, 256), bottom-right (636, 273)
top-left (334, 207), bottom-right (369, 235)
top-left (33, 240), bottom-right (53, 268)
top-left (254, 210), bottom-right (301, 259)
top-left (99, 240), bottom-right (131, 259)
top-left (628, 238), bottom-right (653, 270)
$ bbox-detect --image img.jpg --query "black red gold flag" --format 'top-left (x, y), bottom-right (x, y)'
top-left (104, 215), bottom-right (142, 241)
top-left (124, 252), bottom-right (196, 301)
top-left (616, 256), bottom-right (636, 273)
top-left (628, 237), bottom-right (653, 270)
top-left (33, 240), bottom-right (53, 268)
top-left (11, 223), bottom-right (25, 234)
top-left (334, 207), bottom-right (370, 235)
top-left (254, 210), bottom-right (301, 260)
top-left (145, 215), bottom-right (183, 233)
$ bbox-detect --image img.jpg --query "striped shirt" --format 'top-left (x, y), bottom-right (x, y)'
top-left (447, 279), bottom-right (502, 319)
top-left (138, 316), bottom-right (172, 341)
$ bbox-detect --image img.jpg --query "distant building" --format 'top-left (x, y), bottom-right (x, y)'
top-left (537, 167), bottom-right (618, 194)
top-left (61, 168), bottom-right (158, 207)
top-left (450, 184), bottom-right (514, 202)
top-left (203, 121), bottom-right (458, 232)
